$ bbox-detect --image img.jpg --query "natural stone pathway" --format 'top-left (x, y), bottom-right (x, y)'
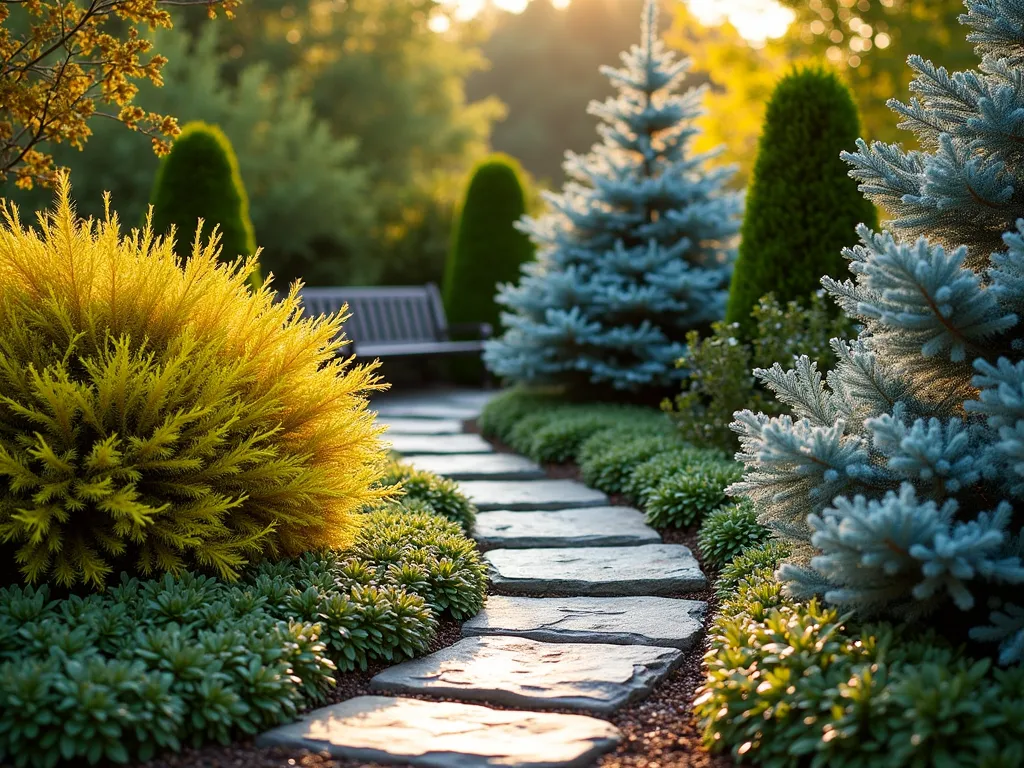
top-left (258, 389), bottom-right (709, 766)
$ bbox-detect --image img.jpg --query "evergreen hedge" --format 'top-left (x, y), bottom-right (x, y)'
top-left (149, 122), bottom-right (260, 286)
top-left (724, 67), bottom-right (876, 329)
top-left (443, 154), bottom-right (534, 333)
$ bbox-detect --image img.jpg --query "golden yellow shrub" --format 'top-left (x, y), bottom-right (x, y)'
top-left (0, 175), bottom-right (391, 587)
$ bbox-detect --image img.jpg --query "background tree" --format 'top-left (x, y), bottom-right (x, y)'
top-left (467, 0), bottom-right (650, 186)
top-left (443, 153), bottom-right (534, 332)
top-left (7, 25), bottom-right (374, 288)
top-left (732, 0), bottom-right (1024, 665)
top-left (0, 0), bottom-right (238, 189)
top-left (485, 0), bottom-right (742, 398)
top-left (191, 0), bottom-right (503, 286)
top-left (725, 67), bottom-right (876, 328)
top-left (148, 121), bottom-right (258, 284)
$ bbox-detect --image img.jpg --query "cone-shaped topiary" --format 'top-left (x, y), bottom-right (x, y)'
top-left (443, 153), bottom-right (534, 333)
top-left (724, 67), bottom-right (877, 330)
top-left (484, 0), bottom-right (742, 398)
top-left (0, 175), bottom-right (391, 589)
top-left (149, 121), bottom-right (261, 286)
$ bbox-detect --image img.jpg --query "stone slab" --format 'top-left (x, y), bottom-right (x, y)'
top-left (369, 636), bottom-right (682, 714)
top-left (388, 433), bottom-right (494, 456)
top-left (380, 418), bottom-right (464, 435)
top-left (374, 402), bottom-right (481, 421)
top-left (459, 479), bottom-right (609, 511)
top-left (473, 507), bottom-right (660, 548)
top-left (256, 695), bottom-right (620, 768)
top-left (462, 596), bottom-right (706, 651)
top-left (404, 453), bottom-right (545, 481)
top-left (486, 544), bottom-right (707, 596)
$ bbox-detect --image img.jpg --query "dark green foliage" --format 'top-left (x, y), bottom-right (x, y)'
top-left (624, 448), bottom-right (727, 507)
top-left (644, 462), bottom-right (743, 529)
top-left (382, 462), bottom-right (477, 532)
top-left (697, 500), bottom-right (769, 567)
top-left (477, 387), bottom-right (566, 443)
top-left (574, 421), bottom-right (675, 468)
top-left (149, 122), bottom-right (259, 283)
top-left (0, 500), bottom-right (486, 766)
top-left (665, 292), bottom-right (850, 452)
top-left (443, 154), bottom-right (534, 332)
top-left (696, 567), bottom-right (1024, 767)
top-left (716, 540), bottom-right (791, 600)
top-left (579, 434), bottom-right (685, 494)
top-left (724, 68), bottom-right (877, 330)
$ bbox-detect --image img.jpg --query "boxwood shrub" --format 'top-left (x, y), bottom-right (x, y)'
top-left (644, 462), bottom-right (743, 528)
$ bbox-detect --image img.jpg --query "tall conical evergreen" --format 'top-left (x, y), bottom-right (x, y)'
top-left (149, 122), bottom-right (260, 285)
top-left (725, 67), bottom-right (877, 329)
top-left (484, 0), bottom-right (742, 397)
top-left (732, 0), bottom-right (1024, 665)
top-left (443, 154), bottom-right (534, 333)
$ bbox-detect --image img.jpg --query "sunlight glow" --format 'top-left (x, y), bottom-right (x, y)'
top-left (687, 0), bottom-right (794, 41)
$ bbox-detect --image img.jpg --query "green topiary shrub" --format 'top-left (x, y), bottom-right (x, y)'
top-left (0, 177), bottom-right (389, 589)
top-left (724, 67), bottom-right (877, 330)
top-left (644, 462), bottom-right (743, 529)
top-left (443, 153), bottom-right (534, 334)
top-left (149, 121), bottom-right (261, 287)
top-left (579, 434), bottom-right (685, 494)
top-left (381, 462), bottom-right (477, 532)
top-left (624, 448), bottom-right (727, 507)
top-left (697, 499), bottom-right (768, 567)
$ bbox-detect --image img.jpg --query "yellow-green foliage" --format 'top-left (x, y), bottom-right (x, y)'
top-left (0, 176), bottom-right (392, 588)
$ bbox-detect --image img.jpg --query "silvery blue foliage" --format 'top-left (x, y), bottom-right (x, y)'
top-left (483, 0), bottom-right (742, 395)
top-left (732, 0), bottom-right (1024, 664)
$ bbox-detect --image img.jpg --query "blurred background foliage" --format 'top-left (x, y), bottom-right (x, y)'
top-left (2, 0), bottom-right (976, 287)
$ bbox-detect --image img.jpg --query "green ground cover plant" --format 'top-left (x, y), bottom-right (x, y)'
top-left (381, 461), bottom-right (478, 533)
top-left (0, 497), bottom-right (487, 768)
top-left (697, 500), bottom-right (768, 567)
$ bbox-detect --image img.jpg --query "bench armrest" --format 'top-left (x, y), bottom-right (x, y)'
top-left (446, 322), bottom-right (493, 340)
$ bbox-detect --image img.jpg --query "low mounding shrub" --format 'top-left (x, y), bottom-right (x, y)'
top-left (0, 178), bottom-right (389, 588)
top-left (0, 501), bottom-right (486, 767)
top-left (477, 387), bottom-right (565, 443)
top-left (645, 462), bottom-right (743, 529)
top-left (580, 434), bottom-right (684, 494)
top-left (697, 500), bottom-right (768, 567)
top-left (382, 462), bottom-right (477, 532)
top-left (625, 448), bottom-right (726, 507)
top-left (715, 539), bottom-right (790, 600)
top-left (696, 567), bottom-right (1024, 768)
top-left (663, 292), bottom-right (849, 452)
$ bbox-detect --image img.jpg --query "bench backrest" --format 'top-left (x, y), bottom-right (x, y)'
top-left (298, 283), bottom-right (449, 345)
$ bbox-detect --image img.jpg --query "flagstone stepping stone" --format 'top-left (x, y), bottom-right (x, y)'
top-left (459, 479), bottom-right (608, 511)
top-left (404, 453), bottom-right (545, 481)
top-left (462, 596), bottom-right (706, 651)
top-left (388, 433), bottom-right (494, 456)
top-left (473, 507), bottom-right (660, 548)
top-left (380, 418), bottom-right (464, 435)
top-left (375, 402), bottom-right (481, 420)
top-left (486, 544), bottom-right (707, 596)
top-left (369, 635), bottom-right (682, 714)
top-left (256, 695), bottom-right (620, 768)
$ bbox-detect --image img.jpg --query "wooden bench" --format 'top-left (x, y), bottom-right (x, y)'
top-left (298, 283), bottom-right (492, 359)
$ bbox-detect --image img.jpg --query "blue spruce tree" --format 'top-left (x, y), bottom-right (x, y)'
top-left (732, 0), bottom-right (1024, 665)
top-left (483, 0), bottom-right (742, 397)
